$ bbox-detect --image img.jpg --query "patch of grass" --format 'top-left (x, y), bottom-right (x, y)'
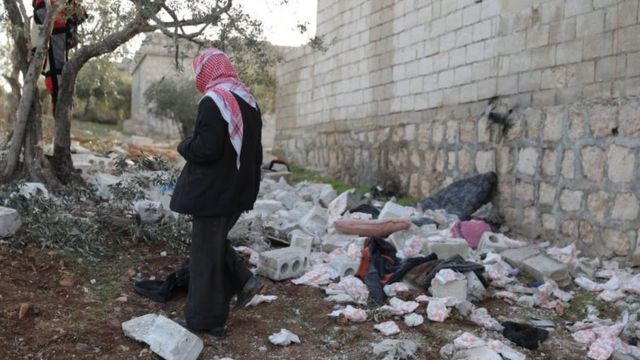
top-left (91, 281), bottom-right (123, 300)
top-left (565, 289), bottom-right (617, 321)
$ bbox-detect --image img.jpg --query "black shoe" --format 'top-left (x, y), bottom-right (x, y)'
top-left (173, 318), bottom-right (226, 338)
top-left (234, 276), bottom-right (264, 310)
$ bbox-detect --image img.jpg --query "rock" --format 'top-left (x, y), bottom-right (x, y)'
top-left (18, 183), bottom-right (49, 199)
top-left (440, 344), bottom-right (455, 358)
top-left (471, 202), bottom-right (504, 226)
top-left (0, 206), bottom-right (21, 238)
top-left (521, 254), bottom-right (570, 286)
top-left (404, 313), bottom-right (424, 327)
top-left (378, 201), bottom-right (417, 219)
top-left (465, 272), bottom-right (486, 301)
top-left (18, 303), bottom-right (32, 319)
top-left (318, 186), bottom-right (337, 208)
top-left (372, 339), bottom-right (418, 359)
top-left (253, 200), bottom-right (285, 215)
top-left (453, 346), bottom-right (502, 360)
top-left (455, 301), bottom-right (474, 317)
top-left (263, 171), bottom-right (292, 183)
top-left (327, 190), bottom-right (370, 221)
top-left (122, 314), bottom-right (203, 360)
top-left (501, 247), bottom-right (541, 268)
top-left (257, 247), bottom-right (309, 281)
top-left (134, 200), bottom-right (169, 224)
top-left (431, 274), bottom-right (468, 302)
top-left (274, 190), bottom-right (301, 210)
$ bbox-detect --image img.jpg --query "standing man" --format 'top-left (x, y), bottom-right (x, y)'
top-left (170, 48), bottom-right (264, 337)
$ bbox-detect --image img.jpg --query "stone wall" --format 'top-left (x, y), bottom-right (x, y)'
top-left (275, 0), bottom-right (640, 258)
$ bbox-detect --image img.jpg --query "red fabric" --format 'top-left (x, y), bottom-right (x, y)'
top-left (34, 0), bottom-right (67, 28)
top-left (44, 75), bottom-right (54, 95)
top-left (450, 220), bottom-right (493, 249)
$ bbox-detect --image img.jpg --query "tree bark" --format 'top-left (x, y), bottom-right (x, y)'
top-left (1, 2), bottom-right (58, 182)
top-left (24, 96), bottom-right (59, 187)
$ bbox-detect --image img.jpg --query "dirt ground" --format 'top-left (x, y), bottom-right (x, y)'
top-left (0, 241), bottom-right (599, 360)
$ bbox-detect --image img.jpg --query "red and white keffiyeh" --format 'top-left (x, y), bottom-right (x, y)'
top-left (192, 48), bottom-right (257, 169)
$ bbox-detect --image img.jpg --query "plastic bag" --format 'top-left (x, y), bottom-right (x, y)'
top-left (268, 329), bottom-right (300, 346)
top-left (246, 295), bottom-right (277, 307)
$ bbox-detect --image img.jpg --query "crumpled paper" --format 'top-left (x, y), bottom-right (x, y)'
top-left (328, 305), bottom-right (367, 322)
top-left (598, 290), bottom-right (625, 302)
top-left (374, 321), bottom-right (400, 336)
top-left (381, 297), bottom-right (419, 316)
top-left (575, 276), bottom-right (605, 292)
top-left (470, 307), bottom-right (503, 331)
top-left (404, 313), bottom-right (424, 327)
top-left (326, 276), bottom-right (369, 304)
top-left (246, 295), bottom-right (277, 307)
top-left (268, 329), bottom-right (300, 346)
top-left (233, 246), bottom-right (260, 266)
top-left (588, 337), bottom-right (617, 360)
top-left (453, 332), bottom-right (486, 349)
top-left (402, 236), bottom-right (424, 258)
top-left (546, 243), bottom-right (579, 264)
top-left (384, 282), bottom-right (410, 297)
top-left (292, 264), bottom-right (339, 286)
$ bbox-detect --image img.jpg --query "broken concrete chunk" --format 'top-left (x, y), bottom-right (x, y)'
top-left (431, 274), bottom-right (467, 302)
top-left (328, 255), bottom-right (360, 278)
top-left (373, 339), bottom-right (418, 360)
top-left (122, 314), bottom-right (203, 360)
top-left (318, 186), bottom-right (337, 208)
top-left (0, 206), bottom-right (21, 238)
top-left (327, 189), bottom-right (369, 221)
top-left (253, 200), bottom-right (285, 215)
top-left (299, 206), bottom-right (329, 236)
top-left (501, 247), bottom-right (541, 268)
top-left (465, 271), bottom-right (487, 301)
top-left (378, 201), bottom-right (417, 220)
top-left (289, 230), bottom-right (314, 254)
top-left (453, 346), bottom-right (502, 360)
top-left (521, 254), bottom-right (570, 286)
top-left (18, 182), bottom-right (50, 199)
top-left (263, 171), bottom-right (292, 183)
top-left (273, 190), bottom-right (301, 210)
top-left (321, 233), bottom-right (363, 252)
top-left (425, 238), bottom-right (470, 259)
top-left (477, 232), bottom-right (527, 253)
top-left (257, 247), bottom-right (309, 281)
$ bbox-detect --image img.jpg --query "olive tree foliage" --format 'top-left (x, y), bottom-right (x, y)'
top-left (0, 0), bottom-right (267, 187)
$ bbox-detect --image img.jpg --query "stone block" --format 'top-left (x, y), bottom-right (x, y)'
top-left (619, 102), bottom-right (640, 136)
top-left (122, 314), bottom-right (203, 360)
top-left (612, 193), bottom-right (639, 220)
top-left (379, 201), bottom-right (417, 219)
top-left (560, 189), bottom-right (583, 212)
top-left (501, 247), bottom-right (541, 268)
top-left (299, 206), bottom-right (329, 236)
top-left (274, 190), bottom-right (301, 210)
top-left (425, 238), bottom-right (470, 259)
top-left (0, 206), bottom-right (21, 238)
top-left (289, 230), bottom-right (314, 254)
top-left (608, 145), bottom-right (635, 183)
top-left (562, 150), bottom-right (575, 179)
top-left (603, 229), bottom-right (631, 256)
top-left (521, 254), bottom-right (570, 285)
top-left (257, 247), bottom-right (309, 281)
top-left (581, 147), bottom-right (606, 181)
top-left (431, 277), bottom-right (468, 302)
top-left (328, 255), bottom-right (360, 278)
top-left (475, 150), bottom-right (496, 173)
top-left (517, 148), bottom-right (539, 175)
top-left (321, 233), bottom-right (363, 252)
top-left (588, 191), bottom-right (609, 222)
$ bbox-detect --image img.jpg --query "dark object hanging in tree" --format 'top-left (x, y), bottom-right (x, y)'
top-left (420, 172), bottom-right (498, 220)
top-left (502, 321), bottom-right (549, 350)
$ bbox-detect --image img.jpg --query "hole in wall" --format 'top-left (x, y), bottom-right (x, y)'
top-left (280, 262), bottom-right (289, 274)
top-left (292, 260), bottom-right (301, 273)
top-left (612, 127), bottom-right (619, 136)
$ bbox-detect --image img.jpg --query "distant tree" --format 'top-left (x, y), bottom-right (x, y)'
top-left (144, 75), bottom-right (199, 137)
top-left (75, 58), bottom-right (131, 124)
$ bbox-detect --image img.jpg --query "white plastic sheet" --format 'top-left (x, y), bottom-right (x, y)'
top-left (381, 297), bottom-right (419, 316)
top-left (328, 305), bottom-right (367, 322)
top-left (374, 321), bottom-right (400, 336)
top-left (292, 264), bottom-right (339, 286)
top-left (268, 329), bottom-right (300, 346)
top-left (246, 295), bottom-right (277, 307)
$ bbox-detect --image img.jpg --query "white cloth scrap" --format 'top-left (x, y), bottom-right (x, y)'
top-left (292, 264), bottom-right (339, 286)
top-left (381, 297), bottom-right (419, 316)
top-left (246, 295), bottom-right (277, 307)
top-left (374, 321), bottom-right (400, 336)
top-left (268, 329), bottom-right (300, 346)
top-left (328, 305), bottom-right (367, 322)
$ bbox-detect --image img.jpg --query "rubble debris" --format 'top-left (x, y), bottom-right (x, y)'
top-left (403, 313), bottom-right (424, 327)
top-left (18, 182), bottom-right (50, 199)
top-left (326, 276), bottom-right (369, 304)
top-left (454, 346), bottom-right (502, 360)
top-left (476, 232), bottom-right (527, 253)
top-left (425, 238), bottom-right (470, 259)
top-left (328, 254), bottom-right (360, 278)
top-left (90, 173), bottom-right (121, 200)
top-left (465, 271), bottom-right (487, 301)
top-left (521, 254), bottom-right (571, 287)
top-left (502, 321), bottom-right (549, 350)
top-left (380, 297), bottom-right (419, 316)
top-left (257, 247), bottom-right (309, 281)
top-left (327, 189), bottom-right (370, 224)
top-left (289, 230), bottom-right (314, 254)
top-left (470, 202), bottom-right (504, 227)
top-left (470, 307), bottom-right (503, 331)
top-left (246, 295), bottom-right (277, 307)
top-left (292, 264), bottom-right (339, 287)
top-left (299, 206), bottom-right (329, 237)
top-left (426, 297), bottom-right (451, 322)
top-left (378, 201), bottom-right (417, 220)
top-left (430, 269), bottom-right (468, 302)
top-left (122, 314), bottom-right (203, 360)
top-left (383, 282), bottom-right (410, 297)
top-left (501, 247), bottom-right (541, 268)
top-left (334, 218), bottom-right (411, 238)
top-left (420, 172), bottom-right (497, 220)
top-left (268, 329), bottom-right (300, 346)
top-left (253, 200), bottom-right (285, 216)
top-left (374, 321), bottom-right (400, 336)
top-left (320, 233), bottom-right (363, 252)
top-left (0, 206), bottom-right (22, 238)
top-left (372, 339), bottom-right (418, 360)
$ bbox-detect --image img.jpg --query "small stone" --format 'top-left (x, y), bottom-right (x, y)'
top-left (90, 279), bottom-right (97, 285)
top-left (59, 273), bottom-right (75, 287)
top-left (18, 303), bottom-right (32, 319)
top-left (122, 314), bottom-right (203, 360)
top-left (0, 206), bottom-right (22, 238)
top-left (116, 296), bottom-right (128, 303)
top-left (160, 251), bottom-right (167, 257)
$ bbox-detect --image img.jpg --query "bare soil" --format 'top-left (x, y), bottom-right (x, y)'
top-left (0, 242), bottom-right (594, 359)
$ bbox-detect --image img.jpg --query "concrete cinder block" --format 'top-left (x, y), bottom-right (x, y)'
top-left (321, 233), bottom-right (363, 252)
top-left (299, 206), bottom-right (329, 236)
top-left (0, 206), bottom-right (21, 238)
top-left (431, 277), bottom-right (468, 302)
top-left (257, 247), bottom-right (309, 281)
top-left (379, 201), bottom-right (417, 219)
top-left (328, 255), bottom-right (360, 278)
top-left (501, 247), bottom-right (541, 268)
top-left (122, 314), bottom-right (203, 360)
top-left (253, 200), bottom-right (286, 216)
top-left (522, 254), bottom-right (570, 285)
top-left (425, 238), bottom-right (470, 259)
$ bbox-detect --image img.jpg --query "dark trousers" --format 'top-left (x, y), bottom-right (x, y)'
top-left (185, 213), bottom-right (253, 330)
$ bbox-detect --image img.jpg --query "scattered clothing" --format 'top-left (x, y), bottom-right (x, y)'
top-left (134, 259), bottom-right (189, 303)
top-left (451, 220), bottom-right (493, 249)
top-left (502, 321), bottom-right (549, 350)
top-left (403, 254), bottom-right (487, 291)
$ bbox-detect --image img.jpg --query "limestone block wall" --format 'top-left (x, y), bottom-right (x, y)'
top-left (275, 0), bottom-right (640, 258)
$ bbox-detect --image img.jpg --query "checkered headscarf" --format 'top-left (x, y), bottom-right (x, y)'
top-left (193, 48), bottom-right (257, 169)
